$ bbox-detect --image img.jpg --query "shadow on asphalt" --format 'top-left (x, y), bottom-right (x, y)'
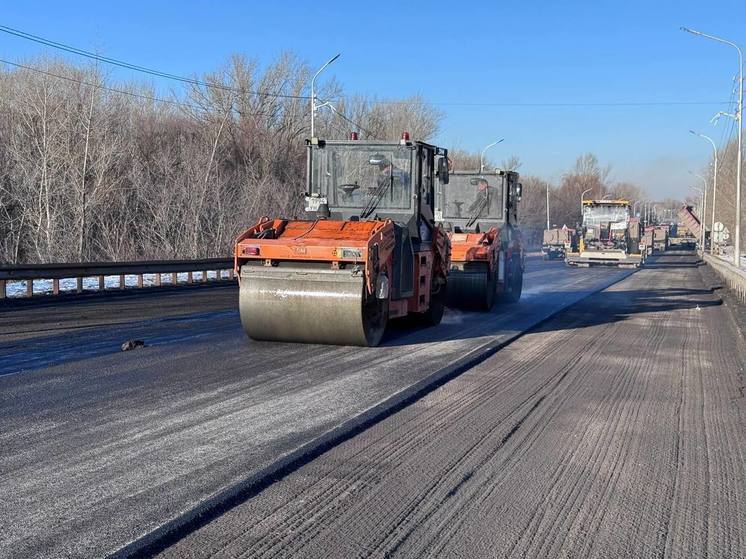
top-left (642, 259), bottom-right (705, 269)
top-left (381, 293), bottom-right (535, 346)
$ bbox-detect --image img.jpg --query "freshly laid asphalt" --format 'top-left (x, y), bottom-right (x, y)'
top-left (0, 255), bottom-right (633, 558)
top-left (157, 252), bottom-right (746, 559)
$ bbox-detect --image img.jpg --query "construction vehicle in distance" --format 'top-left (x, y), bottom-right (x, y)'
top-left (234, 134), bottom-right (451, 347)
top-left (566, 199), bottom-right (643, 268)
top-left (435, 169), bottom-right (524, 310)
top-left (542, 227), bottom-right (577, 260)
top-left (641, 229), bottom-right (654, 256)
top-left (672, 205), bottom-right (702, 250)
top-left (652, 225), bottom-right (670, 252)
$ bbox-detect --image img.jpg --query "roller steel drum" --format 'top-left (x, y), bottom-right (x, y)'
top-left (239, 265), bottom-right (387, 346)
top-left (445, 264), bottom-right (496, 310)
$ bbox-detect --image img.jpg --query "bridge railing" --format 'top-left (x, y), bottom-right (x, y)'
top-left (704, 254), bottom-right (746, 303)
top-left (0, 258), bottom-right (234, 299)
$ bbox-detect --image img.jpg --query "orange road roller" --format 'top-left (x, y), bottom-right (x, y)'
top-left (234, 134), bottom-right (451, 346)
top-left (435, 169), bottom-right (524, 310)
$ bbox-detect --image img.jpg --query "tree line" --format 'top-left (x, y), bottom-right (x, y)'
top-left (0, 54), bottom-right (440, 264)
top-left (2, 52), bottom-right (695, 263)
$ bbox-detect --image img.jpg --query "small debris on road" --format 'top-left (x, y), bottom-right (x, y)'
top-left (121, 340), bottom-right (146, 351)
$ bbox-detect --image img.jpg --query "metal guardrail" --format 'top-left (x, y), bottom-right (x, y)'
top-left (704, 253), bottom-right (746, 303)
top-left (0, 258), bottom-right (234, 299)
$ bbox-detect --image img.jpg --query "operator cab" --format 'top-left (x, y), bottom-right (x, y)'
top-left (582, 200), bottom-right (631, 242)
top-left (305, 137), bottom-right (448, 242)
top-left (435, 169), bottom-right (522, 233)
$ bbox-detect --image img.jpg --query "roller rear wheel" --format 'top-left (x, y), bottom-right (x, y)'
top-left (499, 258), bottom-right (523, 304)
top-left (445, 265), bottom-right (495, 311)
top-left (419, 282), bottom-right (446, 326)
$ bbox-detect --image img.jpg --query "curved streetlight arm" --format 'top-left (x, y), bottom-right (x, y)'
top-left (310, 53), bottom-right (341, 138)
top-left (580, 188), bottom-right (593, 221)
top-left (690, 130), bottom-right (717, 153)
top-left (681, 27), bottom-right (743, 62)
top-left (711, 110), bottom-right (737, 124)
top-left (480, 139), bottom-right (504, 172)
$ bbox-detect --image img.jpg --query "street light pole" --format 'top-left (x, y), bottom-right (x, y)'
top-left (580, 188), bottom-right (592, 221)
top-left (480, 139), bottom-right (504, 173)
top-left (546, 183), bottom-right (550, 229)
top-left (689, 186), bottom-right (704, 253)
top-left (682, 27), bottom-right (742, 266)
top-left (310, 53), bottom-right (340, 139)
top-left (692, 171), bottom-right (708, 252)
top-left (690, 130), bottom-right (719, 254)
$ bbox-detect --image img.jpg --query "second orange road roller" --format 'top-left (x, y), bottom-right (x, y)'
top-left (435, 168), bottom-right (525, 310)
top-left (234, 134), bottom-right (451, 346)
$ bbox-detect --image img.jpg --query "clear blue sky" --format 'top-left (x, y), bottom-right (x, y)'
top-left (2, 0), bottom-right (744, 199)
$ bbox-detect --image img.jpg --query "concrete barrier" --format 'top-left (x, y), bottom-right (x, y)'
top-left (704, 253), bottom-right (746, 303)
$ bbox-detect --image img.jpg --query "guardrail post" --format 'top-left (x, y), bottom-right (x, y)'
top-left (119, 274), bottom-right (125, 289)
top-left (98, 276), bottom-right (105, 291)
top-left (202, 270), bottom-right (208, 283)
top-left (0, 279), bottom-right (5, 298)
top-left (53, 278), bottom-right (60, 295)
top-left (228, 269), bottom-right (234, 280)
top-left (171, 272), bottom-right (177, 285)
top-left (137, 274), bottom-right (143, 288)
top-left (187, 271), bottom-right (193, 284)
top-left (77, 277), bottom-right (83, 293)
top-left (26, 279), bottom-right (33, 297)
top-left (155, 273), bottom-right (161, 287)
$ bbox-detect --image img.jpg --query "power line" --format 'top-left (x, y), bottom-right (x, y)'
top-left (0, 23), bottom-right (735, 112)
top-left (0, 58), bottom-right (276, 120)
top-left (0, 57), bottom-right (202, 110)
top-left (720, 78), bottom-right (739, 157)
top-left (0, 23), bottom-right (310, 100)
top-left (368, 99), bottom-right (732, 108)
top-left (319, 99), bottom-right (373, 137)
top-left (0, 58), bottom-right (372, 133)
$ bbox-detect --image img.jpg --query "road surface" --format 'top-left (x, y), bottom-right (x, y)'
top-left (157, 253), bottom-right (746, 559)
top-left (0, 256), bottom-right (632, 558)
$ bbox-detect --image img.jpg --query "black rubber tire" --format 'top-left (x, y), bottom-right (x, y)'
top-left (499, 258), bottom-right (523, 304)
top-left (484, 273), bottom-right (497, 311)
top-left (420, 283), bottom-right (446, 326)
top-left (361, 295), bottom-right (389, 346)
